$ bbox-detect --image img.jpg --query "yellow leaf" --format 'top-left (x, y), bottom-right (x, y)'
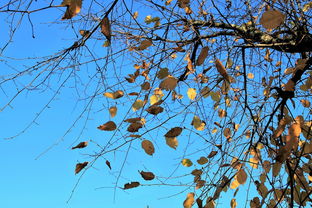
top-left (249, 157), bottom-right (259, 169)
top-left (218, 109), bottom-right (227, 118)
top-left (247, 73), bottom-right (254, 79)
top-left (141, 140), bottom-right (155, 155)
top-left (187, 88), bottom-right (197, 100)
top-left (132, 100), bottom-right (144, 111)
top-left (109, 106), bottom-right (117, 118)
top-left (197, 157), bottom-right (208, 165)
top-left (133, 11), bottom-right (138, 19)
top-left (183, 192), bottom-right (194, 208)
top-left (303, 2), bottom-right (312, 12)
top-left (166, 137), bottom-right (178, 149)
top-left (103, 90), bottom-right (124, 99)
top-left (192, 116), bottom-right (205, 131)
top-left (230, 179), bottom-right (240, 189)
top-left (300, 99), bottom-right (311, 108)
top-left (260, 10), bottom-right (285, 29)
top-left (61, 0), bottom-right (82, 20)
top-left (181, 158), bottom-right (193, 167)
top-left (230, 198), bottom-right (237, 208)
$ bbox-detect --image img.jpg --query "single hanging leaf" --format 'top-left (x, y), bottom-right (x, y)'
top-left (124, 117), bottom-right (142, 123)
top-left (183, 192), bottom-right (195, 208)
top-left (197, 157), bottom-right (208, 165)
top-left (146, 105), bottom-right (164, 115)
top-left (165, 137), bottom-right (178, 149)
top-left (127, 122), bottom-right (143, 132)
top-left (75, 161), bottom-right (88, 174)
top-left (192, 116), bottom-right (205, 131)
top-left (215, 59), bottom-right (229, 81)
top-left (141, 140), bottom-right (155, 155)
top-left (187, 88), bottom-right (197, 100)
top-left (105, 160), bottom-right (112, 170)
top-left (103, 90), bottom-right (124, 99)
top-left (61, 0), bottom-right (82, 20)
top-left (132, 99), bottom-right (144, 111)
top-left (97, 121), bottom-right (117, 131)
top-left (72, 141), bottom-right (88, 149)
top-left (101, 17), bottom-right (111, 42)
top-left (208, 150), bottom-right (218, 158)
top-left (165, 127), bottom-right (183, 137)
top-left (157, 68), bottom-right (169, 79)
top-left (236, 169), bottom-right (247, 184)
top-left (139, 171), bottom-right (155, 180)
top-left (260, 10), bottom-right (285, 29)
top-left (141, 82), bottom-right (151, 90)
top-left (181, 158), bottom-right (193, 167)
top-left (230, 199), bottom-right (237, 208)
top-left (109, 106), bottom-right (117, 118)
top-left (196, 46), bottom-right (209, 66)
top-left (124, 182), bottom-right (140, 189)
top-left (159, 76), bottom-right (178, 91)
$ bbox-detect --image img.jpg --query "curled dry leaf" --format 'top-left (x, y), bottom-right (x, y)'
top-left (141, 140), bottom-right (155, 155)
top-left (101, 17), bottom-right (111, 41)
top-left (109, 106), bottom-right (117, 118)
top-left (260, 10), bottom-right (285, 30)
top-left (97, 121), bottom-right (117, 131)
top-left (103, 90), bottom-right (124, 99)
top-left (61, 0), bottom-right (82, 20)
top-left (165, 127), bottom-right (183, 137)
top-left (75, 161), bottom-right (88, 174)
top-left (124, 117), bottom-right (142, 123)
top-left (146, 105), bottom-right (164, 115)
top-left (139, 171), bottom-right (155, 180)
top-left (105, 160), bottom-right (112, 170)
top-left (165, 137), bottom-right (178, 149)
top-left (196, 46), bottom-right (209, 66)
top-left (127, 122), bottom-right (143, 132)
top-left (72, 141), bottom-right (88, 149)
top-left (215, 59), bottom-right (229, 81)
top-left (208, 150), bottom-right (218, 158)
top-left (124, 182), bottom-right (140, 189)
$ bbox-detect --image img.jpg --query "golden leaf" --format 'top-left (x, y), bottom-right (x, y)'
top-left (181, 158), bottom-right (193, 167)
top-left (230, 199), bottom-right (237, 208)
top-left (141, 140), bottom-right (155, 155)
top-left (187, 88), bottom-right (197, 100)
top-left (192, 116), bottom-right (205, 131)
top-left (127, 122), bottom-right (143, 132)
top-left (223, 128), bottom-right (232, 139)
top-left (132, 99), bottom-right (144, 111)
top-left (165, 137), bottom-right (178, 149)
top-left (97, 121), bottom-right (117, 131)
top-left (300, 99), bottom-right (311, 108)
top-left (109, 106), bottom-right (117, 118)
top-left (183, 192), bottom-right (194, 208)
top-left (247, 73), bottom-right (254, 79)
top-left (75, 161), bottom-right (88, 174)
top-left (272, 162), bottom-right (282, 177)
top-left (218, 109), bottom-right (227, 118)
top-left (103, 90), bottom-right (124, 99)
top-left (230, 179), bottom-right (240, 189)
top-left (72, 141), bottom-right (88, 149)
top-left (260, 10), bottom-right (285, 29)
top-left (61, 0), bottom-right (82, 20)
top-left (249, 157), bottom-right (259, 169)
top-left (140, 171), bottom-right (155, 180)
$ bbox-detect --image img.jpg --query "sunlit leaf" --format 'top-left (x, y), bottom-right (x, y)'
top-left (72, 141), bottom-right (88, 149)
top-left (183, 192), bottom-right (194, 208)
top-left (230, 198), bottom-right (237, 208)
top-left (75, 161), bottom-right (88, 174)
top-left (230, 179), bottom-right (239, 189)
top-left (140, 171), bottom-right (155, 180)
top-left (165, 137), bottom-right (178, 149)
top-left (249, 157), bottom-right (259, 169)
top-left (187, 88), bottom-right (197, 100)
top-left (124, 182), bottom-right (140, 189)
top-left (97, 121), bottom-right (117, 131)
top-left (181, 158), bottom-right (193, 167)
top-left (132, 99), bottom-right (144, 111)
top-left (109, 106), bottom-right (117, 118)
top-left (192, 116), bottom-right (205, 131)
top-left (300, 99), bottom-right (311, 108)
top-left (141, 140), bottom-right (155, 155)
top-left (103, 90), bottom-right (124, 99)
top-left (218, 109), bottom-right (227, 118)
top-left (61, 0), bottom-right (82, 20)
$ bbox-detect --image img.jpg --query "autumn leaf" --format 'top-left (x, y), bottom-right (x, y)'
top-left (159, 76), bottom-right (178, 91)
top-left (197, 157), bottom-right (208, 165)
top-left (106, 160), bottom-right (112, 170)
top-left (132, 99), bottom-right (144, 111)
top-left (101, 17), bottom-right (111, 42)
top-left (260, 10), bottom-right (285, 30)
top-left (207, 150), bottom-right (218, 158)
top-left (192, 116), bottom-right (205, 131)
top-left (127, 122), bottom-right (143, 132)
top-left (75, 161), bottom-right (88, 174)
top-left (236, 169), bottom-right (247, 184)
top-left (157, 68), bottom-right (169, 79)
top-left (61, 0), bottom-right (82, 20)
top-left (187, 88), bottom-right (197, 100)
top-left (139, 171), bottom-right (155, 180)
top-left (146, 105), bottom-right (164, 115)
top-left (124, 182), bottom-right (140, 189)
top-left (196, 46), bottom-right (209, 66)
top-left (136, 39), bottom-right (153, 51)
top-left (109, 106), bottom-right (117, 118)
top-left (97, 121), bottom-right (117, 131)
top-left (141, 140), bottom-right (155, 155)
top-left (72, 141), bottom-right (88, 149)
top-left (165, 137), bottom-right (178, 149)
top-left (164, 127), bottom-right (183, 137)
top-left (215, 59), bottom-right (229, 81)
top-left (183, 192), bottom-right (195, 208)
top-left (103, 90), bottom-right (124, 99)
top-left (181, 158), bottom-right (193, 167)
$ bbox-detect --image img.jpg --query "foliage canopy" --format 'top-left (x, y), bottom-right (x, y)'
top-left (1, 0), bottom-right (312, 207)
